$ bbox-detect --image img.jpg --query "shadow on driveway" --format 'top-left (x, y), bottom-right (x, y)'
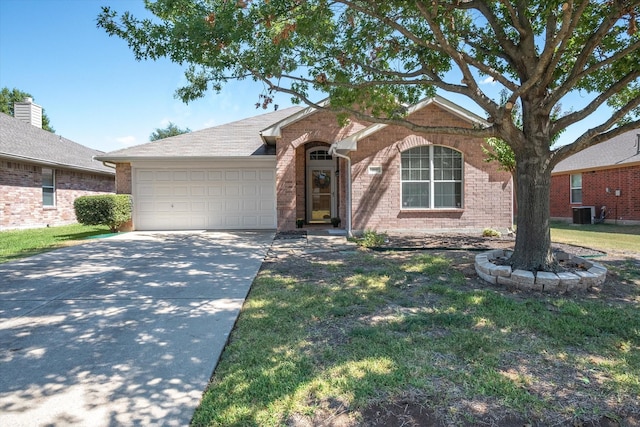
top-left (0, 231), bottom-right (273, 426)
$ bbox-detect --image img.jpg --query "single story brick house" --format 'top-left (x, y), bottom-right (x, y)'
top-left (550, 129), bottom-right (640, 225)
top-left (0, 99), bottom-right (115, 230)
top-left (96, 96), bottom-right (513, 233)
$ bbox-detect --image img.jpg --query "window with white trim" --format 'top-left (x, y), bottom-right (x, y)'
top-left (570, 174), bottom-right (582, 204)
top-left (42, 168), bottom-right (55, 206)
top-left (401, 146), bottom-right (463, 209)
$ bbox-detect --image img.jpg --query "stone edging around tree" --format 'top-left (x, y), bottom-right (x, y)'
top-left (474, 249), bottom-right (607, 293)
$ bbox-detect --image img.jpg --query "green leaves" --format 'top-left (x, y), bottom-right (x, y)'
top-left (97, 0), bottom-right (638, 150)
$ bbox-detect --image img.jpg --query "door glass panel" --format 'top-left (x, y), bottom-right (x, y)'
top-left (310, 169), bottom-right (332, 221)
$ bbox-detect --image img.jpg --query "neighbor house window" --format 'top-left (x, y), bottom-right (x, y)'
top-left (401, 146), bottom-right (463, 209)
top-left (570, 174), bottom-right (582, 204)
top-left (42, 168), bottom-right (55, 206)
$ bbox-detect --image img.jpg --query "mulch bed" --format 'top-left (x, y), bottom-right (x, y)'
top-left (377, 233), bottom-right (607, 258)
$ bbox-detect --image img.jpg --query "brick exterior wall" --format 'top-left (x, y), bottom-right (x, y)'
top-left (276, 104), bottom-right (513, 232)
top-left (115, 162), bottom-right (133, 194)
top-left (0, 160), bottom-right (115, 230)
top-left (276, 111), bottom-right (369, 229)
top-left (551, 164), bottom-right (640, 223)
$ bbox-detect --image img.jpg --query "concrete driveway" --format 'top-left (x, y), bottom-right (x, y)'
top-left (0, 231), bottom-right (273, 427)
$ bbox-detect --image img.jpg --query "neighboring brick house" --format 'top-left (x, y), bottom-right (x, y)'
top-left (550, 129), bottom-right (640, 225)
top-left (96, 96), bottom-right (513, 233)
top-left (0, 99), bottom-right (115, 230)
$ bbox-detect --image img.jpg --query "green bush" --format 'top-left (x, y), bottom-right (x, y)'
top-left (482, 227), bottom-right (502, 238)
top-left (74, 194), bottom-right (132, 233)
top-left (355, 229), bottom-right (388, 248)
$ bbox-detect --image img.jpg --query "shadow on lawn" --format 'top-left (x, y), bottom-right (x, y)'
top-left (195, 249), bottom-right (640, 426)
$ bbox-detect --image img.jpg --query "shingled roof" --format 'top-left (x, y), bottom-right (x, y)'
top-left (553, 129), bottom-right (640, 174)
top-left (96, 106), bottom-right (304, 162)
top-left (0, 112), bottom-right (114, 175)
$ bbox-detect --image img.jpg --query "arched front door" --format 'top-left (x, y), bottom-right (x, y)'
top-left (306, 147), bottom-right (336, 223)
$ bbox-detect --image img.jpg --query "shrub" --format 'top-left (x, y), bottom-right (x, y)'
top-left (355, 229), bottom-right (388, 248)
top-left (74, 194), bottom-right (132, 233)
top-left (482, 227), bottom-right (502, 238)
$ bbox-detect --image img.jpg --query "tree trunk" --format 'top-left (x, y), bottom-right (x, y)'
top-left (510, 153), bottom-right (555, 272)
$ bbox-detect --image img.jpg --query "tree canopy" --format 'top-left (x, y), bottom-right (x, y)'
top-left (98, 0), bottom-right (639, 271)
top-left (0, 87), bottom-right (55, 133)
top-left (149, 122), bottom-right (191, 140)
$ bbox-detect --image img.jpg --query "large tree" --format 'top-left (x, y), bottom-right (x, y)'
top-left (0, 87), bottom-right (55, 133)
top-left (98, 0), bottom-right (639, 271)
top-left (149, 122), bottom-right (191, 140)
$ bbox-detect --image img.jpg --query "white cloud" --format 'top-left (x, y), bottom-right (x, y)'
top-left (480, 76), bottom-right (496, 85)
top-left (116, 136), bottom-right (137, 146)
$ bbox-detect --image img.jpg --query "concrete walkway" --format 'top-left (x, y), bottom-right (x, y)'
top-left (268, 229), bottom-right (357, 257)
top-left (0, 231), bottom-right (273, 427)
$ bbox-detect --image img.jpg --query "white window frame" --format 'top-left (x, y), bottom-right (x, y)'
top-left (42, 168), bottom-right (56, 207)
top-left (401, 145), bottom-right (463, 209)
top-left (570, 173), bottom-right (582, 204)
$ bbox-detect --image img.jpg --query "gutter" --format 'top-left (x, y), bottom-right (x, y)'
top-left (99, 160), bottom-right (117, 169)
top-left (0, 152), bottom-right (115, 175)
top-left (329, 148), bottom-right (353, 237)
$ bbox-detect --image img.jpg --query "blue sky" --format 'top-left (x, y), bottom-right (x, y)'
top-left (1, 0), bottom-right (612, 153)
top-left (0, 0), bottom-right (296, 152)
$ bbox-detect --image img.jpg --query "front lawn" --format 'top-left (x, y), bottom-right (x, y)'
top-left (0, 223), bottom-right (111, 263)
top-left (551, 222), bottom-right (640, 253)
top-left (192, 248), bottom-right (640, 426)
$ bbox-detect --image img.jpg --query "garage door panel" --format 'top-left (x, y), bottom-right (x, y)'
top-left (135, 167), bottom-right (275, 230)
top-left (156, 171), bottom-right (172, 181)
top-left (260, 200), bottom-right (275, 210)
top-left (156, 186), bottom-right (173, 197)
top-left (191, 171), bottom-right (205, 181)
top-left (191, 186), bottom-right (206, 197)
top-left (259, 170), bottom-right (274, 180)
top-left (138, 186), bottom-right (154, 197)
top-left (242, 185), bottom-right (258, 196)
top-left (242, 170), bottom-right (257, 180)
top-left (138, 201), bottom-right (155, 213)
top-left (208, 186), bottom-right (223, 196)
top-left (225, 200), bottom-right (241, 212)
top-left (174, 186), bottom-right (189, 197)
top-left (225, 171), bottom-right (240, 181)
top-left (259, 184), bottom-right (274, 196)
top-left (242, 216), bottom-right (258, 227)
top-left (242, 200), bottom-right (257, 211)
top-left (208, 201), bottom-right (223, 212)
top-left (208, 171), bottom-right (223, 181)
top-left (224, 216), bottom-right (241, 227)
top-left (138, 170), bottom-right (155, 181)
top-left (224, 185), bottom-right (240, 196)
top-left (192, 201), bottom-right (206, 212)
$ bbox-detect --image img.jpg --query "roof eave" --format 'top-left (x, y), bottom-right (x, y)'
top-left (260, 99), bottom-right (330, 144)
top-left (552, 159), bottom-right (640, 175)
top-left (94, 155), bottom-right (276, 163)
top-left (0, 152), bottom-right (115, 175)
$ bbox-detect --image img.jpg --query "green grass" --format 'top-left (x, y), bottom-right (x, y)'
top-left (0, 223), bottom-right (112, 263)
top-left (551, 222), bottom-right (640, 252)
top-left (191, 250), bottom-right (640, 426)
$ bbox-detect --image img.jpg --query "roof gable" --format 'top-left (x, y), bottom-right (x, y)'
top-left (331, 96), bottom-right (489, 152)
top-left (0, 113), bottom-right (114, 174)
top-left (553, 129), bottom-right (640, 173)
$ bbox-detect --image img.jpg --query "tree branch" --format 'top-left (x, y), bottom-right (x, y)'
top-left (548, 3), bottom-right (626, 106)
top-left (547, 39), bottom-right (640, 108)
top-left (257, 75), bottom-right (498, 139)
top-left (552, 70), bottom-right (640, 132)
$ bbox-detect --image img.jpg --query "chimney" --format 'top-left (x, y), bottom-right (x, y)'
top-left (14, 97), bottom-right (43, 129)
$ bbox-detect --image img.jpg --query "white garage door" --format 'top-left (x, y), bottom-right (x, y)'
top-left (134, 166), bottom-right (276, 230)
